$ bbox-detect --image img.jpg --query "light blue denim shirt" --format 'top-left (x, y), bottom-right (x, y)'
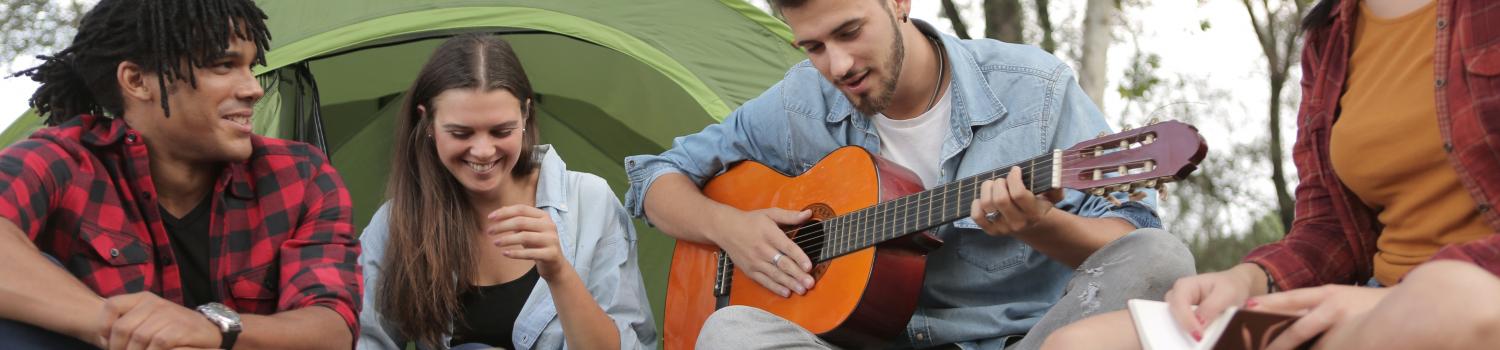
top-left (359, 145), bottom-right (659, 350)
top-left (622, 20), bottom-right (1158, 349)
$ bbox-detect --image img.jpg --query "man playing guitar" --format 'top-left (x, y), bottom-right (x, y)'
top-left (623, 0), bottom-right (1195, 349)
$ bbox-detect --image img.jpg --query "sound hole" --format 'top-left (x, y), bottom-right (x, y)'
top-left (795, 203), bottom-right (837, 280)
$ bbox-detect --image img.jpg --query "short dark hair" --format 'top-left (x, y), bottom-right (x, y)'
top-left (12, 0), bottom-right (271, 125)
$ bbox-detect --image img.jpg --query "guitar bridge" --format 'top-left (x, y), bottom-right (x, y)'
top-left (712, 251), bottom-right (732, 297)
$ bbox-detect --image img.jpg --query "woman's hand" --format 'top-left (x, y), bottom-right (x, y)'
top-left (1247, 285), bottom-right (1390, 350)
top-left (1164, 263), bottom-right (1268, 340)
top-left (485, 205), bottom-right (570, 280)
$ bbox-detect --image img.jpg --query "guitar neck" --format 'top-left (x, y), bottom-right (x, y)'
top-left (809, 150), bottom-right (1061, 262)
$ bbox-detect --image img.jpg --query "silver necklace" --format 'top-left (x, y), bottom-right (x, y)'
top-left (924, 34), bottom-right (946, 112)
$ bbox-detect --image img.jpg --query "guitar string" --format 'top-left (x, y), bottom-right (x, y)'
top-left (784, 157), bottom-right (1059, 260)
top-left (727, 147), bottom-right (1167, 268)
top-left (790, 157), bottom-right (1054, 249)
top-left (725, 159), bottom-right (1053, 269)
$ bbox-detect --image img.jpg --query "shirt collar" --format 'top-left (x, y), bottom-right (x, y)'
top-left (532, 144), bottom-right (568, 213)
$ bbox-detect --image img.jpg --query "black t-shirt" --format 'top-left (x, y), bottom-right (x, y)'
top-left (450, 267), bottom-right (541, 349)
top-left (160, 195), bottom-right (215, 308)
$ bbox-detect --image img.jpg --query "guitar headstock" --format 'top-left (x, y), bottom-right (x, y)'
top-left (1058, 120), bottom-right (1207, 195)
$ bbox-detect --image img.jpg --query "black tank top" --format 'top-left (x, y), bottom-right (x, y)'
top-left (450, 267), bottom-right (541, 349)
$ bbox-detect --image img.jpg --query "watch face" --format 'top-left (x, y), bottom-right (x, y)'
top-left (198, 303), bottom-right (242, 331)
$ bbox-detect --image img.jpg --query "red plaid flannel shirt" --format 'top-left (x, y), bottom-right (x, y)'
top-left (1245, 0), bottom-right (1500, 289)
top-left (0, 114), bottom-right (361, 335)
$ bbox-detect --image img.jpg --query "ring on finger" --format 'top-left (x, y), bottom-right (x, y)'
top-left (985, 211), bottom-right (1001, 222)
top-left (771, 252), bottom-right (784, 265)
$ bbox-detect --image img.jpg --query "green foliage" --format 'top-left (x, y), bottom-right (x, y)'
top-left (1116, 52), bottom-right (1161, 101)
top-left (1, 0), bottom-right (85, 72)
top-left (1187, 212), bottom-right (1285, 273)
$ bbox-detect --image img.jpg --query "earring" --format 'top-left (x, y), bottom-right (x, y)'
top-left (902, 14), bottom-right (908, 23)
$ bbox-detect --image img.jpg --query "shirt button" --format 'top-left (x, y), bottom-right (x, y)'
top-left (915, 332), bottom-right (926, 341)
top-left (124, 133), bottom-right (137, 143)
top-left (158, 254), bottom-right (173, 265)
top-left (1480, 204), bottom-right (1492, 213)
top-left (109, 248), bottom-right (120, 257)
top-left (1437, 18), bottom-right (1447, 29)
top-left (1444, 143), bottom-right (1454, 153)
top-left (1436, 78), bottom-right (1446, 88)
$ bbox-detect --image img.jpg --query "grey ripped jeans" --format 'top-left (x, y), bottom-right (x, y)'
top-left (695, 228), bottom-right (1196, 350)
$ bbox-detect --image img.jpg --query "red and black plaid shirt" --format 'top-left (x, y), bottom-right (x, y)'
top-left (0, 114), bottom-right (361, 335)
top-left (1245, 0), bottom-right (1500, 288)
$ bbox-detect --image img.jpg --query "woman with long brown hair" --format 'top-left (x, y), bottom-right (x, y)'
top-left (355, 34), bottom-right (657, 350)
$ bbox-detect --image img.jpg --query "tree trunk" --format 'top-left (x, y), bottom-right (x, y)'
top-left (941, 0), bottom-right (973, 40)
top-left (1268, 78), bottom-right (1295, 230)
top-left (1078, 0), bottom-right (1114, 108)
top-left (1035, 0), bottom-right (1056, 53)
top-left (1241, 0), bottom-right (1308, 231)
top-left (984, 0), bottom-right (1023, 43)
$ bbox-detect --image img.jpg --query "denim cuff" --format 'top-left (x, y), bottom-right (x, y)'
top-left (1100, 200), bottom-right (1162, 229)
top-left (623, 155), bottom-right (687, 222)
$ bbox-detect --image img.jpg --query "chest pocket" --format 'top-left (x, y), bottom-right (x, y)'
top-left (79, 220), bottom-right (149, 266)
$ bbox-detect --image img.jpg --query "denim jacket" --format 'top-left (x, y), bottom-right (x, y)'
top-left (622, 20), bottom-right (1158, 348)
top-left (359, 145), bottom-right (659, 350)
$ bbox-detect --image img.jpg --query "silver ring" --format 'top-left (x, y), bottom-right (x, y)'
top-left (985, 211), bottom-right (1001, 222)
top-left (771, 252), bottom-right (784, 265)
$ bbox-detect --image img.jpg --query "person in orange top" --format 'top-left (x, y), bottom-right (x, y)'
top-left (1043, 0), bottom-right (1500, 349)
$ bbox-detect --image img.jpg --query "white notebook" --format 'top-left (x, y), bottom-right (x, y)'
top-left (1127, 299), bottom-right (1303, 350)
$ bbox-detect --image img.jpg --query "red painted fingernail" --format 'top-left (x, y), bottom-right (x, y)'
top-left (1192, 330), bottom-right (1201, 341)
top-left (1245, 299), bottom-right (1259, 308)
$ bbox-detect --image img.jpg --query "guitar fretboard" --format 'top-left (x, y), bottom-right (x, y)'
top-left (801, 150), bottom-right (1061, 263)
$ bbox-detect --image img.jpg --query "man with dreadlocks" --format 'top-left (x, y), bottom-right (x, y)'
top-left (0, 0), bottom-right (360, 349)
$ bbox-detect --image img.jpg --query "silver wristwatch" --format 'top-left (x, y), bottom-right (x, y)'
top-left (196, 302), bottom-right (242, 350)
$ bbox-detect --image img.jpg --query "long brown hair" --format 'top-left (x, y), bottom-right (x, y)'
top-left (377, 33), bottom-right (539, 348)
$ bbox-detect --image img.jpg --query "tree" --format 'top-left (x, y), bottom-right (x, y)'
top-left (983, 0), bottom-right (1024, 43)
top-left (1242, 0), bottom-right (1312, 230)
top-left (1076, 0), bottom-right (1114, 108)
top-left (1, 0), bottom-right (87, 72)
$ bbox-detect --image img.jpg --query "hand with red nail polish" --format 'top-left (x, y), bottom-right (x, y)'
top-left (1163, 263), bottom-right (1271, 340)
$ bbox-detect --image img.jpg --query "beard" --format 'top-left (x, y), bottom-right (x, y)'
top-left (848, 13), bottom-right (906, 116)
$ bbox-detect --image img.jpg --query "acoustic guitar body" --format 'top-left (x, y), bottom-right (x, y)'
top-left (662, 147), bottom-right (942, 349)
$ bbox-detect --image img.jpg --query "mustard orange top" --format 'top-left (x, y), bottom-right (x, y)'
top-left (1331, 1), bottom-right (1490, 286)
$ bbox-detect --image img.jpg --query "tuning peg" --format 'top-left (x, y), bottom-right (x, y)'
top-left (1147, 117), bottom-right (1161, 125)
top-left (1091, 188), bottom-right (1107, 196)
top-left (1145, 179), bottom-right (1158, 188)
top-left (1097, 131), bottom-right (1108, 138)
top-left (1155, 182), bottom-right (1169, 201)
top-left (1121, 123), bottom-right (1133, 131)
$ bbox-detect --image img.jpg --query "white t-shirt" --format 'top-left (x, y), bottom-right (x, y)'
top-left (872, 88), bottom-right (952, 189)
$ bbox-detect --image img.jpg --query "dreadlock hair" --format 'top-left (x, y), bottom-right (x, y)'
top-left (11, 0), bottom-right (271, 126)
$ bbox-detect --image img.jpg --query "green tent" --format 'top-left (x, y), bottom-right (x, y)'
top-left (0, 0), bottom-right (804, 332)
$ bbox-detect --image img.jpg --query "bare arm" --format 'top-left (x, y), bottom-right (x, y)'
top-left (235, 306), bottom-right (351, 350)
top-left (1014, 211), bottom-right (1136, 268)
top-left (0, 219), bottom-right (108, 346)
top-left (971, 166), bottom-right (1139, 269)
top-left (642, 173), bottom-right (817, 296)
top-left (640, 173), bottom-right (737, 244)
top-left (545, 261), bottom-right (620, 350)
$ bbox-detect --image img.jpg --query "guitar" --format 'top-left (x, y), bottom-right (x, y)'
top-left (662, 120), bottom-right (1207, 349)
